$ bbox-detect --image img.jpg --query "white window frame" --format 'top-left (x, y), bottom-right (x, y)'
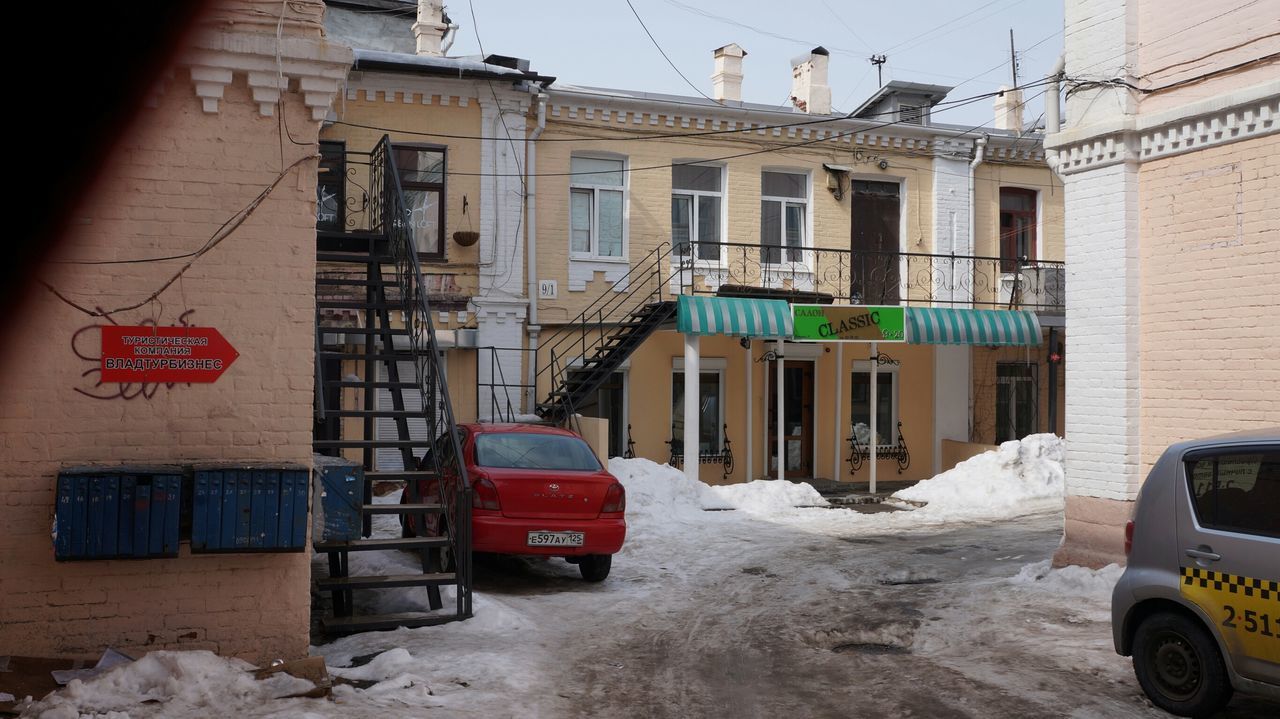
top-left (671, 357), bottom-right (727, 453)
top-left (759, 168), bottom-right (812, 272)
top-left (850, 360), bottom-right (899, 450)
top-left (672, 162), bottom-right (727, 266)
top-left (569, 153), bottom-right (628, 261)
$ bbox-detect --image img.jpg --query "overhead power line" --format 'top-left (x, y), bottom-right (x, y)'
top-left (626, 0), bottom-right (724, 105)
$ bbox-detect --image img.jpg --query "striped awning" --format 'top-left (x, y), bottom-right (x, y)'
top-left (676, 296), bottom-right (793, 339)
top-left (905, 307), bottom-right (1042, 346)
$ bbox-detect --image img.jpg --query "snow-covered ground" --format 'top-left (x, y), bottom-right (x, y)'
top-left (23, 436), bottom-right (1269, 718)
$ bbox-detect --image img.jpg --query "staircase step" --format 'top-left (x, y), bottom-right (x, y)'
top-left (325, 380), bottom-right (419, 389)
top-left (319, 327), bottom-right (410, 336)
top-left (327, 409), bottom-right (427, 418)
top-left (322, 611), bottom-right (463, 634)
top-left (362, 502), bottom-right (443, 514)
top-left (319, 351), bottom-right (415, 362)
top-left (316, 573), bottom-right (456, 591)
top-left (313, 536), bottom-right (448, 552)
top-left (316, 252), bottom-right (396, 264)
top-left (313, 439), bottom-right (433, 449)
top-left (317, 300), bottom-right (406, 311)
top-left (366, 470), bottom-right (438, 483)
top-left (316, 277), bottom-right (395, 287)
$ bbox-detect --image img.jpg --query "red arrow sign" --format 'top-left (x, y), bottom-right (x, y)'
top-left (100, 326), bottom-right (239, 384)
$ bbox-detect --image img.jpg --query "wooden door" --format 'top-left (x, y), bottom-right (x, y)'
top-left (850, 180), bottom-right (901, 304)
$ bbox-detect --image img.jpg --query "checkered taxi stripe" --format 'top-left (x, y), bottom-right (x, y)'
top-left (1181, 567), bottom-right (1278, 601)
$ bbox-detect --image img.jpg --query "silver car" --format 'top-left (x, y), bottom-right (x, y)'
top-left (1112, 429), bottom-right (1279, 717)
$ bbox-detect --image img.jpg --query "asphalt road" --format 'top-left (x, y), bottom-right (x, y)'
top-left (472, 510), bottom-right (1276, 719)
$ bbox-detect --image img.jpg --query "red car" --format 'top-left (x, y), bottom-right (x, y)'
top-left (402, 423), bottom-right (626, 581)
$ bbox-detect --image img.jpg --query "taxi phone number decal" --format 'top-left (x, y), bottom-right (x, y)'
top-left (1181, 567), bottom-right (1280, 663)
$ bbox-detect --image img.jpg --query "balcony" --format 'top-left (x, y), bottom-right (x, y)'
top-left (670, 242), bottom-right (1064, 313)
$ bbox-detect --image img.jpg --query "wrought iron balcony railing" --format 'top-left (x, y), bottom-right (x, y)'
top-left (670, 241), bottom-right (1064, 312)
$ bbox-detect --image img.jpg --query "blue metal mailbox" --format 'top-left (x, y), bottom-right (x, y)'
top-left (54, 468), bottom-right (182, 561)
top-left (312, 455), bottom-right (362, 543)
top-left (190, 465), bottom-right (309, 553)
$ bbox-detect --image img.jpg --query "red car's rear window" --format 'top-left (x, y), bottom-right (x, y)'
top-left (474, 433), bottom-right (602, 471)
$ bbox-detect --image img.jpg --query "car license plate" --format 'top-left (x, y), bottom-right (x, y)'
top-left (527, 531), bottom-right (584, 547)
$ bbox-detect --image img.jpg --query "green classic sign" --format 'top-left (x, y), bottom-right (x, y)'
top-left (791, 305), bottom-right (906, 342)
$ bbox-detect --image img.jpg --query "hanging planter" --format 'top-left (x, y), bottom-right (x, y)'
top-left (453, 230), bottom-right (480, 247)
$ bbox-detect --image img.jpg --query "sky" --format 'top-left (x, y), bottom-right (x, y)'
top-left (446, 0), bottom-right (1067, 128)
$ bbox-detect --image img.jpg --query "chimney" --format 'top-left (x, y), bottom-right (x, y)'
top-left (790, 47), bottom-right (831, 114)
top-left (994, 85), bottom-right (1025, 131)
top-left (712, 43), bottom-right (746, 102)
top-left (414, 0), bottom-right (449, 57)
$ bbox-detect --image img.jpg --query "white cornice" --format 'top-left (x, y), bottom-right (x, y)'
top-left (1045, 80), bottom-right (1280, 174)
top-left (179, 30), bottom-right (352, 119)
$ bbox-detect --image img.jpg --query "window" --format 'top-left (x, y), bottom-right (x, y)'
top-left (317, 141), bottom-right (345, 232)
top-left (393, 145), bottom-right (446, 259)
top-left (760, 171), bottom-right (807, 264)
top-left (474, 433), bottom-right (602, 471)
top-left (570, 156), bottom-right (625, 258)
top-left (996, 362), bottom-right (1038, 443)
top-left (1185, 450), bottom-right (1280, 538)
top-left (671, 367), bottom-right (723, 454)
top-left (672, 164), bottom-right (723, 261)
top-left (850, 363), bottom-right (897, 447)
top-left (999, 187), bottom-right (1037, 273)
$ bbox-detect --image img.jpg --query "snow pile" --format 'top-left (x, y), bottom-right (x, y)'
top-left (608, 457), bottom-right (725, 523)
top-left (893, 434), bottom-right (1065, 519)
top-left (607, 457), bottom-right (828, 524)
top-left (1010, 560), bottom-right (1124, 601)
top-left (709, 479), bottom-right (827, 515)
top-left (22, 651), bottom-right (314, 719)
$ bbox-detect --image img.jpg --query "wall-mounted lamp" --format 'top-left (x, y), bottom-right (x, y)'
top-left (739, 337), bottom-right (751, 350)
top-left (878, 159), bottom-right (890, 170)
top-left (823, 163), bottom-right (851, 201)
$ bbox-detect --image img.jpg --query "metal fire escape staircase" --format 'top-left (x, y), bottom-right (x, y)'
top-left (535, 244), bottom-right (677, 426)
top-left (312, 136), bottom-right (472, 633)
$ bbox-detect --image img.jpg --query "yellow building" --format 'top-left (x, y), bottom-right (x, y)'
top-left (318, 8), bottom-right (1067, 491)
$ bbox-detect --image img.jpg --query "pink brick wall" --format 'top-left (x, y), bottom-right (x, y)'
top-left (1138, 133), bottom-right (1280, 472)
top-left (0, 68), bottom-right (320, 662)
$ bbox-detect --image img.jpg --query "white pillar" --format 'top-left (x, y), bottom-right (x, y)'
top-left (683, 333), bottom-right (701, 485)
top-left (745, 342), bottom-right (753, 482)
top-left (870, 341), bottom-right (878, 494)
top-left (775, 340), bottom-right (785, 483)
top-left (833, 343), bottom-right (844, 481)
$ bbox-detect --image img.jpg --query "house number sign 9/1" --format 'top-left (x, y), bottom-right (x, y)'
top-left (538, 280), bottom-right (558, 299)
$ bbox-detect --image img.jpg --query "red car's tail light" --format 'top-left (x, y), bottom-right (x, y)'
top-left (472, 477), bottom-right (501, 511)
top-left (1124, 519), bottom-right (1135, 556)
top-left (601, 483), bottom-right (626, 514)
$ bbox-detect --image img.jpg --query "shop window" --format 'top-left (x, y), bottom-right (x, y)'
top-left (393, 145), bottom-right (447, 260)
top-left (999, 187), bottom-right (1037, 273)
top-left (672, 164), bottom-right (724, 261)
top-left (851, 363), bottom-right (897, 447)
top-left (671, 365), bottom-right (724, 454)
top-left (1186, 451), bottom-right (1280, 538)
top-left (760, 171), bottom-right (807, 264)
top-left (996, 362), bottom-right (1037, 443)
top-left (570, 155), bottom-right (626, 258)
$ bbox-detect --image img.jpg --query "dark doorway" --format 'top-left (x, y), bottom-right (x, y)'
top-left (768, 360), bottom-right (815, 479)
top-left (850, 180), bottom-right (901, 305)
top-left (996, 362), bottom-right (1038, 443)
top-left (578, 371), bottom-right (627, 458)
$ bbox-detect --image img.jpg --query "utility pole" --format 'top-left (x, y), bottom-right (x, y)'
top-left (1009, 29), bottom-right (1019, 87)
top-left (869, 54), bottom-right (887, 87)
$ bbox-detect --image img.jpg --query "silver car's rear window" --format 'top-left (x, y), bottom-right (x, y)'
top-left (475, 433), bottom-right (602, 471)
top-left (1184, 449), bottom-right (1280, 539)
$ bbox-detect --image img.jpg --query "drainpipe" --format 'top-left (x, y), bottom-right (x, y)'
top-left (440, 22), bottom-right (459, 55)
top-left (1044, 54), bottom-right (1067, 182)
top-left (967, 134), bottom-right (988, 302)
top-left (524, 92), bottom-right (547, 413)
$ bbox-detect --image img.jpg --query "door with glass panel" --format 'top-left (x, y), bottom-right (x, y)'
top-left (672, 164), bottom-right (723, 262)
top-left (767, 361), bottom-right (814, 479)
top-left (392, 145), bottom-right (446, 260)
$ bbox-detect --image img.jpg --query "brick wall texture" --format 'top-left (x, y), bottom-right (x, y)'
top-left (0, 71), bottom-right (321, 661)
